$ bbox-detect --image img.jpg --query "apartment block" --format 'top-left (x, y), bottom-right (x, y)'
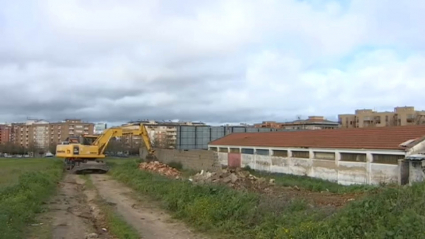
top-left (0, 124), bottom-right (11, 144)
top-left (338, 106), bottom-right (425, 128)
top-left (12, 119), bottom-right (94, 150)
top-left (123, 120), bottom-right (206, 149)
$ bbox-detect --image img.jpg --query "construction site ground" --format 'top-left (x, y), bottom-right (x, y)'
top-left (24, 160), bottom-right (370, 239)
top-left (27, 173), bottom-right (208, 239)
top-left (143, 161), bottom-right (365, 208)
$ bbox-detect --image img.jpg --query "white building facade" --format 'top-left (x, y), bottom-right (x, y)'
top-left (94, 123), bottom-right (107, 134)
top-left (209, 145), bottom-right (410, 185)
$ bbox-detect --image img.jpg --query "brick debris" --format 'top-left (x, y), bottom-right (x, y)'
top-left (138, 161), bottom-right (181, 178)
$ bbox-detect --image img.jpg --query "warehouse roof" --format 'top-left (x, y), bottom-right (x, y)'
top-left (209, 125), bottom-right (425, 150)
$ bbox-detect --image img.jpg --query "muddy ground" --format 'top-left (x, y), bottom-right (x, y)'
top-left (27, 174), bottom-right (206, 239)
top-left (91, 174), bottom-right (208, 239)
top-left (27, 174), bottom-right (111, 239)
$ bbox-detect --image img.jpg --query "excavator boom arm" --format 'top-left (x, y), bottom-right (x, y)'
top-left (92, 124), bottom-right (154, 156)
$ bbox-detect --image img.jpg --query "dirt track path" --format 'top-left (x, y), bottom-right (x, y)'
top-left (90, 174), bottom-right (208, 239)
top-left (28, 174), bottom-right (111, 239)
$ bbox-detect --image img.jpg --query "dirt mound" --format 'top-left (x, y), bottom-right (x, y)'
top-left (139, 161), bottom-right (180, 178)
top-left (190, 168), bottom-right (275, 192)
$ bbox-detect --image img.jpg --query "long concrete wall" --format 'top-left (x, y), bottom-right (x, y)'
top-left (141, 147), bottom-right (404, 185)
top-left (140, 148), bottom-right (221, 172)
top-left (217, 152), bottom-right (401, 185)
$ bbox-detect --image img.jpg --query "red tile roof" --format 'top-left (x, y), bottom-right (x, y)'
top-left (209, 125), bottom-right (425, 150)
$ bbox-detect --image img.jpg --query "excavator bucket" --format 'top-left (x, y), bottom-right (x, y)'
top-left (64, 160), bottom-right (109, 174)
top-left (145, 153), bottom-right (157, 162)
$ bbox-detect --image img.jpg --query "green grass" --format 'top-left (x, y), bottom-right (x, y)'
top-left (289, 181), bottom-right (425, 238)
top-left (100, 201), bottom-right (141, 239)
top-left (110, 161), bottom-right (425, 239)
top-left (80, 174), bottom-right (140, 239)
top-left (0, 158), bottom-right (62, 188)
top-left (245, 168), bottom-right (375, 194)
top-left (0, 158), bottom-right (63, 239)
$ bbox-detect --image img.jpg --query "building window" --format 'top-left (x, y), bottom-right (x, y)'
top-left (373, 154), bottom-right (402, 165)
top-left (241, 148), bottom-right (254, 154)
top-left (219, 147), bottom-right (228, 153)
top-left (292, 150), bottom-right (309, 158)
top-left (340, 153), bottom-right (366, 162)
top-left (256, 149), bottom-right (269, 156)
top-left (229, 148), bottom-right (240, 153)
top-left (273, 150), bottom-right (288, 157)
top-left (209, 147), bottom-right (217, 151)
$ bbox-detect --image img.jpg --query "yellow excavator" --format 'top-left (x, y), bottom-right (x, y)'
top-left (56, 123), bottom-right (156, 174)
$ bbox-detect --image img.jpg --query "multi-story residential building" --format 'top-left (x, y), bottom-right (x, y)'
top-left (11, 119), bottom-right (94, 150)
top-left (254, 116), bottom-right (340, 130)
top-left (123, 120), bottom-right (206, 149)
top-left (0, 124), bottom-right (11, 144)
top-left (338, 106), bottom-right (425, 128)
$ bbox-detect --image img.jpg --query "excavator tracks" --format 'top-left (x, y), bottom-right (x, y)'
top-left (64, 160), bottom-right (109, 174)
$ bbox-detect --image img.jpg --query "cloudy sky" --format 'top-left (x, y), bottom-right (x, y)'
top-left (1, 0), bottom-right (425, 125)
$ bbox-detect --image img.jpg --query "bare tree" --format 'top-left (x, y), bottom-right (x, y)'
top-left (49, 143), bottom-right (57, 154)
top-left (105, 137), bottom-right (125, 156)
top-left (27, 140), bottom-right (38, 157)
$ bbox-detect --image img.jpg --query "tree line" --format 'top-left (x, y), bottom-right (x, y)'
top-left (0, 141), bottom-right (51, 155)
top-left (0, 138), bottom-right (141, 156)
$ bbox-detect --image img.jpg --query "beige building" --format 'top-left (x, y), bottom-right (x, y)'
top-left (338, 106), bottom-right (425, 128)
top-left (12, 119), bottom-right (94, 151)
top-left (254, 116), bottom-right (340, 130)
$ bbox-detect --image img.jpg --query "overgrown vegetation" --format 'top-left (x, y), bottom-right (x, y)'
top-left (0, 158), bottom-right (63, 239)
top-left (244, 166), bottom-right (375, 194)
top-left (167, 161), bottom-right (183, 170)
top-left (291, 182), bottom-right (425, 238)
top-left (111, 161), bottom-right (425, 238)
top-left (80, 174), bottom-right (140, 239)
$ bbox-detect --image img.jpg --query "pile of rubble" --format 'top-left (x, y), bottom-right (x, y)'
top-left (189, 167), bottom-right (275, 192)
top-left (138, 161), bottom-right (181, 178)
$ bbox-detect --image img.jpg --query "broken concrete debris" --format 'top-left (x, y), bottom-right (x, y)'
top-left (189, 168), bottom-right (275, 191)
top-left (85, 232), bottom-right (99, 239)
top-left (138, 161), bottom-right (181, 178)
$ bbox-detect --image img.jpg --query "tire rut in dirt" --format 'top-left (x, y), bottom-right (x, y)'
top-left (91, 174), bottom-right (208, 239)
top-left (48, 174), bottom-right (111, 239)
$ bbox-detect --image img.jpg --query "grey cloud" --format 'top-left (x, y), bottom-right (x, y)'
top-left (1, 0), bottom-right (425, 125)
